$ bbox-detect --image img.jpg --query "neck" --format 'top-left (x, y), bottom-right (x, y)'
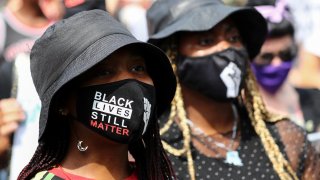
top-left (181, 85), bottom-right (236, 135)
top-left (259, 81), bottom-right (303, 121)
top-left (259, 81), bottom-right (294, 109)
top-left (62, 122), bottom-right (131, 180)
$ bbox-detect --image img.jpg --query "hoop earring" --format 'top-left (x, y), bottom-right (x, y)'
top-left (64, 111), bottom-right (88, 152)
top-left (77, 140), bottom-right (88, 152)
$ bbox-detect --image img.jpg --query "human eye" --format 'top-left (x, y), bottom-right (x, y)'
top-left (93, 67), bottom-right (113, 78)
top-left (128, 56), bottom-right (146, 73)
top-left (225, 26), bottom-right (242, 44)
top-left (198, 36), bottom-right (215, 46)
top-left (256, 53), bottom-right (273, 65)
top-left (99, 69), bottom-right (112, 76)
top-left (226, 30), bottom-right (242, 44)
top-left (78, 66), bottom-right (114, 86)
top-left (279, 46), bottom-right (297, 61)
top-left (131, 64), bottom-right (147, 74)
top-left (228, 34), bottom-right (241, 43)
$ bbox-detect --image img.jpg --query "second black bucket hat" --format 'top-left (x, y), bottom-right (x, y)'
top-left (30, 9), bottom-right (176, 140)
top-left (147, 0), bottom-right (267, 59)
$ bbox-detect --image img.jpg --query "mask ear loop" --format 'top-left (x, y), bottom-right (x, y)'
top-left (59, 108), bottom-right (88, 152)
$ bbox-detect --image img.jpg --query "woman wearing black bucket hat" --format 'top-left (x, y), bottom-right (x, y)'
top-left (147, 0), bottom-right (320, 180)
top-left (18, 10), bottom-right (177, 180)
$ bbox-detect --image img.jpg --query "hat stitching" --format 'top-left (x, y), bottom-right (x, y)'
top-left (171, 0), bottom-right (217, 19)
top-left (150, 5), bottom-right (238, 40)
top-left (42, 32), bottom-right (133, 97)
top-left (148, 5), bottom-right (266, 59)
top-left (38, 33), bottom-right (139, 139)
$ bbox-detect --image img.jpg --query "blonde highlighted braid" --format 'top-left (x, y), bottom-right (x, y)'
top-left (159, 39), bottom-right (298, 180)
top-left (243, 65), bottom-right (298, 180)
top-left (160, 47), bottom-right (196, 180)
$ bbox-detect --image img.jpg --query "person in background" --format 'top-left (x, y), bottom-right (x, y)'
top-left (0, 98), bottom-right (24, 179)
top-left (0, 0), bottom-right (64, 63)
top-left (0, 0), bottom-right (65, 179)
top-left (18, 9), bottom-right (176, 180)
top-left (147, 0), bottom-right (320, 179)
top-left (286, 0), bottom-right (320, 150)
top-left (287, 0), bottom-right (320, 89)
top-left (105, 0), bottom-right (152, 41)
top-left (250, 0), bottom-right (320, 153)
top-left (63, 0), bottom-right (106, 18)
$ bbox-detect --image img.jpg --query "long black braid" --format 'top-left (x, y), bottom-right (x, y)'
top-left (18, 110), bottom-right (70, 179)
top-left (129, 110), bottom-right (176, 180)
top-left (18, 84), bottom-right (176, 179)
top-left (18, 83), bottom-right (73, 179)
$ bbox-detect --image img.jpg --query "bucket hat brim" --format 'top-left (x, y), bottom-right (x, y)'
top-left (31, 10), bottom-right (176, 140)
top-left (147, 1), bottom-right (267, 59)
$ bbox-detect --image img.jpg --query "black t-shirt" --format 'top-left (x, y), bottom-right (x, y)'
top-left (159, 106), bottom-right (319, 179)
top-left (296, 88), bottom-right (320, 133)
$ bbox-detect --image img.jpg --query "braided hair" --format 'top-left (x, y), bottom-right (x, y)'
top-left (18, 106), bottom-right (70, 179)
top-left (18, 81), bottom-right (176, 180)
top-left (158, 36), bottom-right (298, 180)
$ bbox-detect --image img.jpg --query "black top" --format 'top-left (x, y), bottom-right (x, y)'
top-left (296, 88), bottom-right (320, 133)
top-left (160, 106), bottom-right (320, 179)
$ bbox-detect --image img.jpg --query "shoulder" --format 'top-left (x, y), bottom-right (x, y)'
top-left (267, 119), bottom-right (312, 173)
top-left (271, 118), bottom-right (306, 134)
top-left (268, 119), bottom-right (307, 151)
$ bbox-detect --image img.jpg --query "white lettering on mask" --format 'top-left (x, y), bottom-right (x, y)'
top-left (93, 92), bottom-right (134, 109)
top-left (92, 91), bottom-right (135, 120)
top-left (92, 100), bottom-right (132, 119)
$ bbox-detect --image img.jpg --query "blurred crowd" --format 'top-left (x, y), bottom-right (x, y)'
top-left (0, 0), bottom-right (319, 179)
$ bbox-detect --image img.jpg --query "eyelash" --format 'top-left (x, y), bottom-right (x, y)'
top-left (131, 64), bottom-right (147, 73)
top-left (199, 37), bottom-right (214, 46)
top-left (96, 69), bottom-right (112, 77)
top-left (198, 33), bottom-right (241, 46)
top-left (227, 34), bottom-right (241, 43)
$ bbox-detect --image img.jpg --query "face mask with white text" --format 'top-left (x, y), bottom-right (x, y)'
top-left (76, 79), bottom-right (156, 144)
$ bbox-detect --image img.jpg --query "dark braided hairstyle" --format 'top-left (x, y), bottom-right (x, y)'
top-left (129, 111), bottom-right (176, 180)
top-left (155, 34), bottom-right (298, 180)
top-left (18, 79), bottom-right (176, 180)
top-left (18, 85), bottom-right (72, 180)
top-left (18, 107), bottom-right (70, 179)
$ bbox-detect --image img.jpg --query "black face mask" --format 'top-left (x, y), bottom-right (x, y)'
top-left (177, 48), bottom-right (248, 101)
top-left (76, 79), bottom-right (156, 144)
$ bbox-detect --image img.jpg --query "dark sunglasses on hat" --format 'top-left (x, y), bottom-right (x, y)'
top-left (255, 45), bottom-right (297, 65)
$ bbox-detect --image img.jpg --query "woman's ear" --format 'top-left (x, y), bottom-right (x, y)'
top-left (53, 84), bottom-right (77, 119)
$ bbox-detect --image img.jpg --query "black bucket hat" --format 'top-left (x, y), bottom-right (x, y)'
top-left (147, 0), bottom-right (268, 59)
top-left (30, 9), bottom-right (176, 140)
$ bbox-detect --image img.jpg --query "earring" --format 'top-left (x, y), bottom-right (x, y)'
top-left (77, 141), bottom-right (88, 152)
top-left (58, 108), bottom-right (68, 116)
